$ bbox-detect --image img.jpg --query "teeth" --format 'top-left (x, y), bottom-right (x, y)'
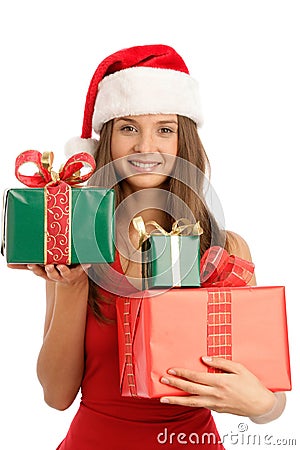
top-left (130, 161), bottom-right (158, 168)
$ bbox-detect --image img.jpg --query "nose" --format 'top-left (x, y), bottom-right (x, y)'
top-left (134, 131), bottom-right (156, 153)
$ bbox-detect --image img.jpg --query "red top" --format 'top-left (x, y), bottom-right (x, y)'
top-left (57, 253), bottom-right (225, 450)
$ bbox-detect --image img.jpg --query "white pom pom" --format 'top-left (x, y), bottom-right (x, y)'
top-left (64, 136), bottom-right (99, 157)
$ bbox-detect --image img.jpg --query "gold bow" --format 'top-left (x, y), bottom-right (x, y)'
top-left (133, 216), bottom-right (203, 249)
top-left (41, 151), bottom-right (81, 183)
top-left (41, 151), bottom-right (59, 182)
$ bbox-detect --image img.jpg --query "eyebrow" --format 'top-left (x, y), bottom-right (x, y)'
top-left (157, 120), bottom-right (178, 125)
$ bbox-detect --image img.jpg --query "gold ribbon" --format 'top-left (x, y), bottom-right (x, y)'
top-left (133, 216), bottom-right (203, 287)
top-left (41, 151), bottom-right (60, 183)
top-left (133, 216), bottom-right (203, 249)
top-left (41, 151), bottom-right (81, 184)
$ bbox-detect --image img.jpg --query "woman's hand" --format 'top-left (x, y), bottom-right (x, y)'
top-left (8, 263), bottom-right (91, 287)
top-left (160, 356), bottom-right (276, 417)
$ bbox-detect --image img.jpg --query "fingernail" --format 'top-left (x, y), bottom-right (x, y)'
top-left (160, 377), bottom-right (170, 384)
top-left (82, 264), bottom-right (91, 269)
top-left (45, 265), bottom-right (54, 272)
top-left (167, 369), bottom-right (176, 375)
top-left (202, 356), bottom-right (213, 362)
top-left (27, 265), bottom-right (33, 270)
top-left (160, 398), bottom-right (170, 404)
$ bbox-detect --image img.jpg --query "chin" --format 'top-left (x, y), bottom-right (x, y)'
top-left (127, 174), bottom-right (169, 190)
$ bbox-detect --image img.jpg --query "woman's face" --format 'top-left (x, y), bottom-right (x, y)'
top-left (111, 114), bottom-right (178, 196)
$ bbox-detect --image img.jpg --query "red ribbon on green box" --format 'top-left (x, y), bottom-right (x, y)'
top-left (15, 150), bottom-right (96, 264)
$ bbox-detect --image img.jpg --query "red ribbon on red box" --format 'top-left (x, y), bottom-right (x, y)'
top-left (206, 290), bottom-right (233, 372)
top-left (123, 297), bottom-right (138, 397)
top-left (200, 245), bottom-right (254, 287)
top-left (15, 150), bottom-right (96, 264)
top-left (200, 245), bottom-right (254, 372)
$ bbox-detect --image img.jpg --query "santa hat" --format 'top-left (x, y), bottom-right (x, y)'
top-left (65, 44), bottom-right (203, 156)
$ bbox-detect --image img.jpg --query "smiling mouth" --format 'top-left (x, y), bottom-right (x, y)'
top-left (129, 160), bottom-right (162, 171)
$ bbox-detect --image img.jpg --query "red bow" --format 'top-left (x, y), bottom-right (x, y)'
top-left (200, 245), bottom-right (255, 287)
top-left (15, 150), bottom-right (96, 187)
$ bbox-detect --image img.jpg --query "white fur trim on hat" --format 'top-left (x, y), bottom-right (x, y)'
top-left (92, 67), bottom-right (203, 133)
top-left (64, 136), bottom-right (99, 156)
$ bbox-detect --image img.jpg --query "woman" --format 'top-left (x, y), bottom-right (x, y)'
top-left (23, 45), bottom-right (286, 449)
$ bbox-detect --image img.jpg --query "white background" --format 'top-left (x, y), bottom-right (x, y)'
top-left (0, 1), bottom-right (299, 449)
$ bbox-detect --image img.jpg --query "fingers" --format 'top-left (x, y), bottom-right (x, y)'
top-left (26, 263), bottom-right (91, 284)
top-left (159, 355), bottom-right (241, 388)
top-left (160, 373), bottom-right (215, 396)
top-left (159, 357), bottom-right (244, 407)
top-left (161, 368), bottom-right (221, 387)
top-left (159, 368), bottom-right (221, 408)
top-left (27, 264), bottom-right (49, 280)
top-left (160, 394), bottom-right (214, 408)
top-left (45, 263), bottom-right (91, 284)
top-left (201, 356), bottom-right (245, 374)
top-left (7, 264), bottom-right (30, 270)
top-left (45, 264), bottom-right (70, 281)
top-left (159, 358), bottom-right (258, 413)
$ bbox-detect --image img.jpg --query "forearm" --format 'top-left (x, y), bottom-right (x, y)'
top-left (249, 392), bottom-right (286, 424)
top-left (37, 282), bottom-right (89, 410)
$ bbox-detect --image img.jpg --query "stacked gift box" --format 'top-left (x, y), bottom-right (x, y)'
top-left (116, 217), bottom-right (291, 398)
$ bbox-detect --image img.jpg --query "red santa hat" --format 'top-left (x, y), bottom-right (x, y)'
top-left (65, 44), bottom-right (203, 156)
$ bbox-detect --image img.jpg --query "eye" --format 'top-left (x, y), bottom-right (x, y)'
top-left (159, 127), bottom-right (174, 134)
top-left (120, 125), bottom-right (137, 133)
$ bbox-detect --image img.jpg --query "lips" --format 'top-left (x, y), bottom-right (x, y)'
top-left (129, 160), bottom-right (160, 170)
top-left (127, 157), bottom-right (162, 173)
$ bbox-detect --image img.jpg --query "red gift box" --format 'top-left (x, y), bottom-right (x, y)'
top-left (116, 247), bottom-right (291, 398)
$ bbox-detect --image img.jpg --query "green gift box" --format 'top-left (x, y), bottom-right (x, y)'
top-left (2, 187), bottom-right (115, 264)
top-left (141, 234), bottom-right (201, 288)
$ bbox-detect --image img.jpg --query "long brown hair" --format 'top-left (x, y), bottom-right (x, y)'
top-left (88, 115), bottom-right (230, 322)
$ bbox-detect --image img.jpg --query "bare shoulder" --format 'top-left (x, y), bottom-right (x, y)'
top-left (226, 231), bottom-right (253, 260)
top-left (226, 231), bottom-right (256, 285)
